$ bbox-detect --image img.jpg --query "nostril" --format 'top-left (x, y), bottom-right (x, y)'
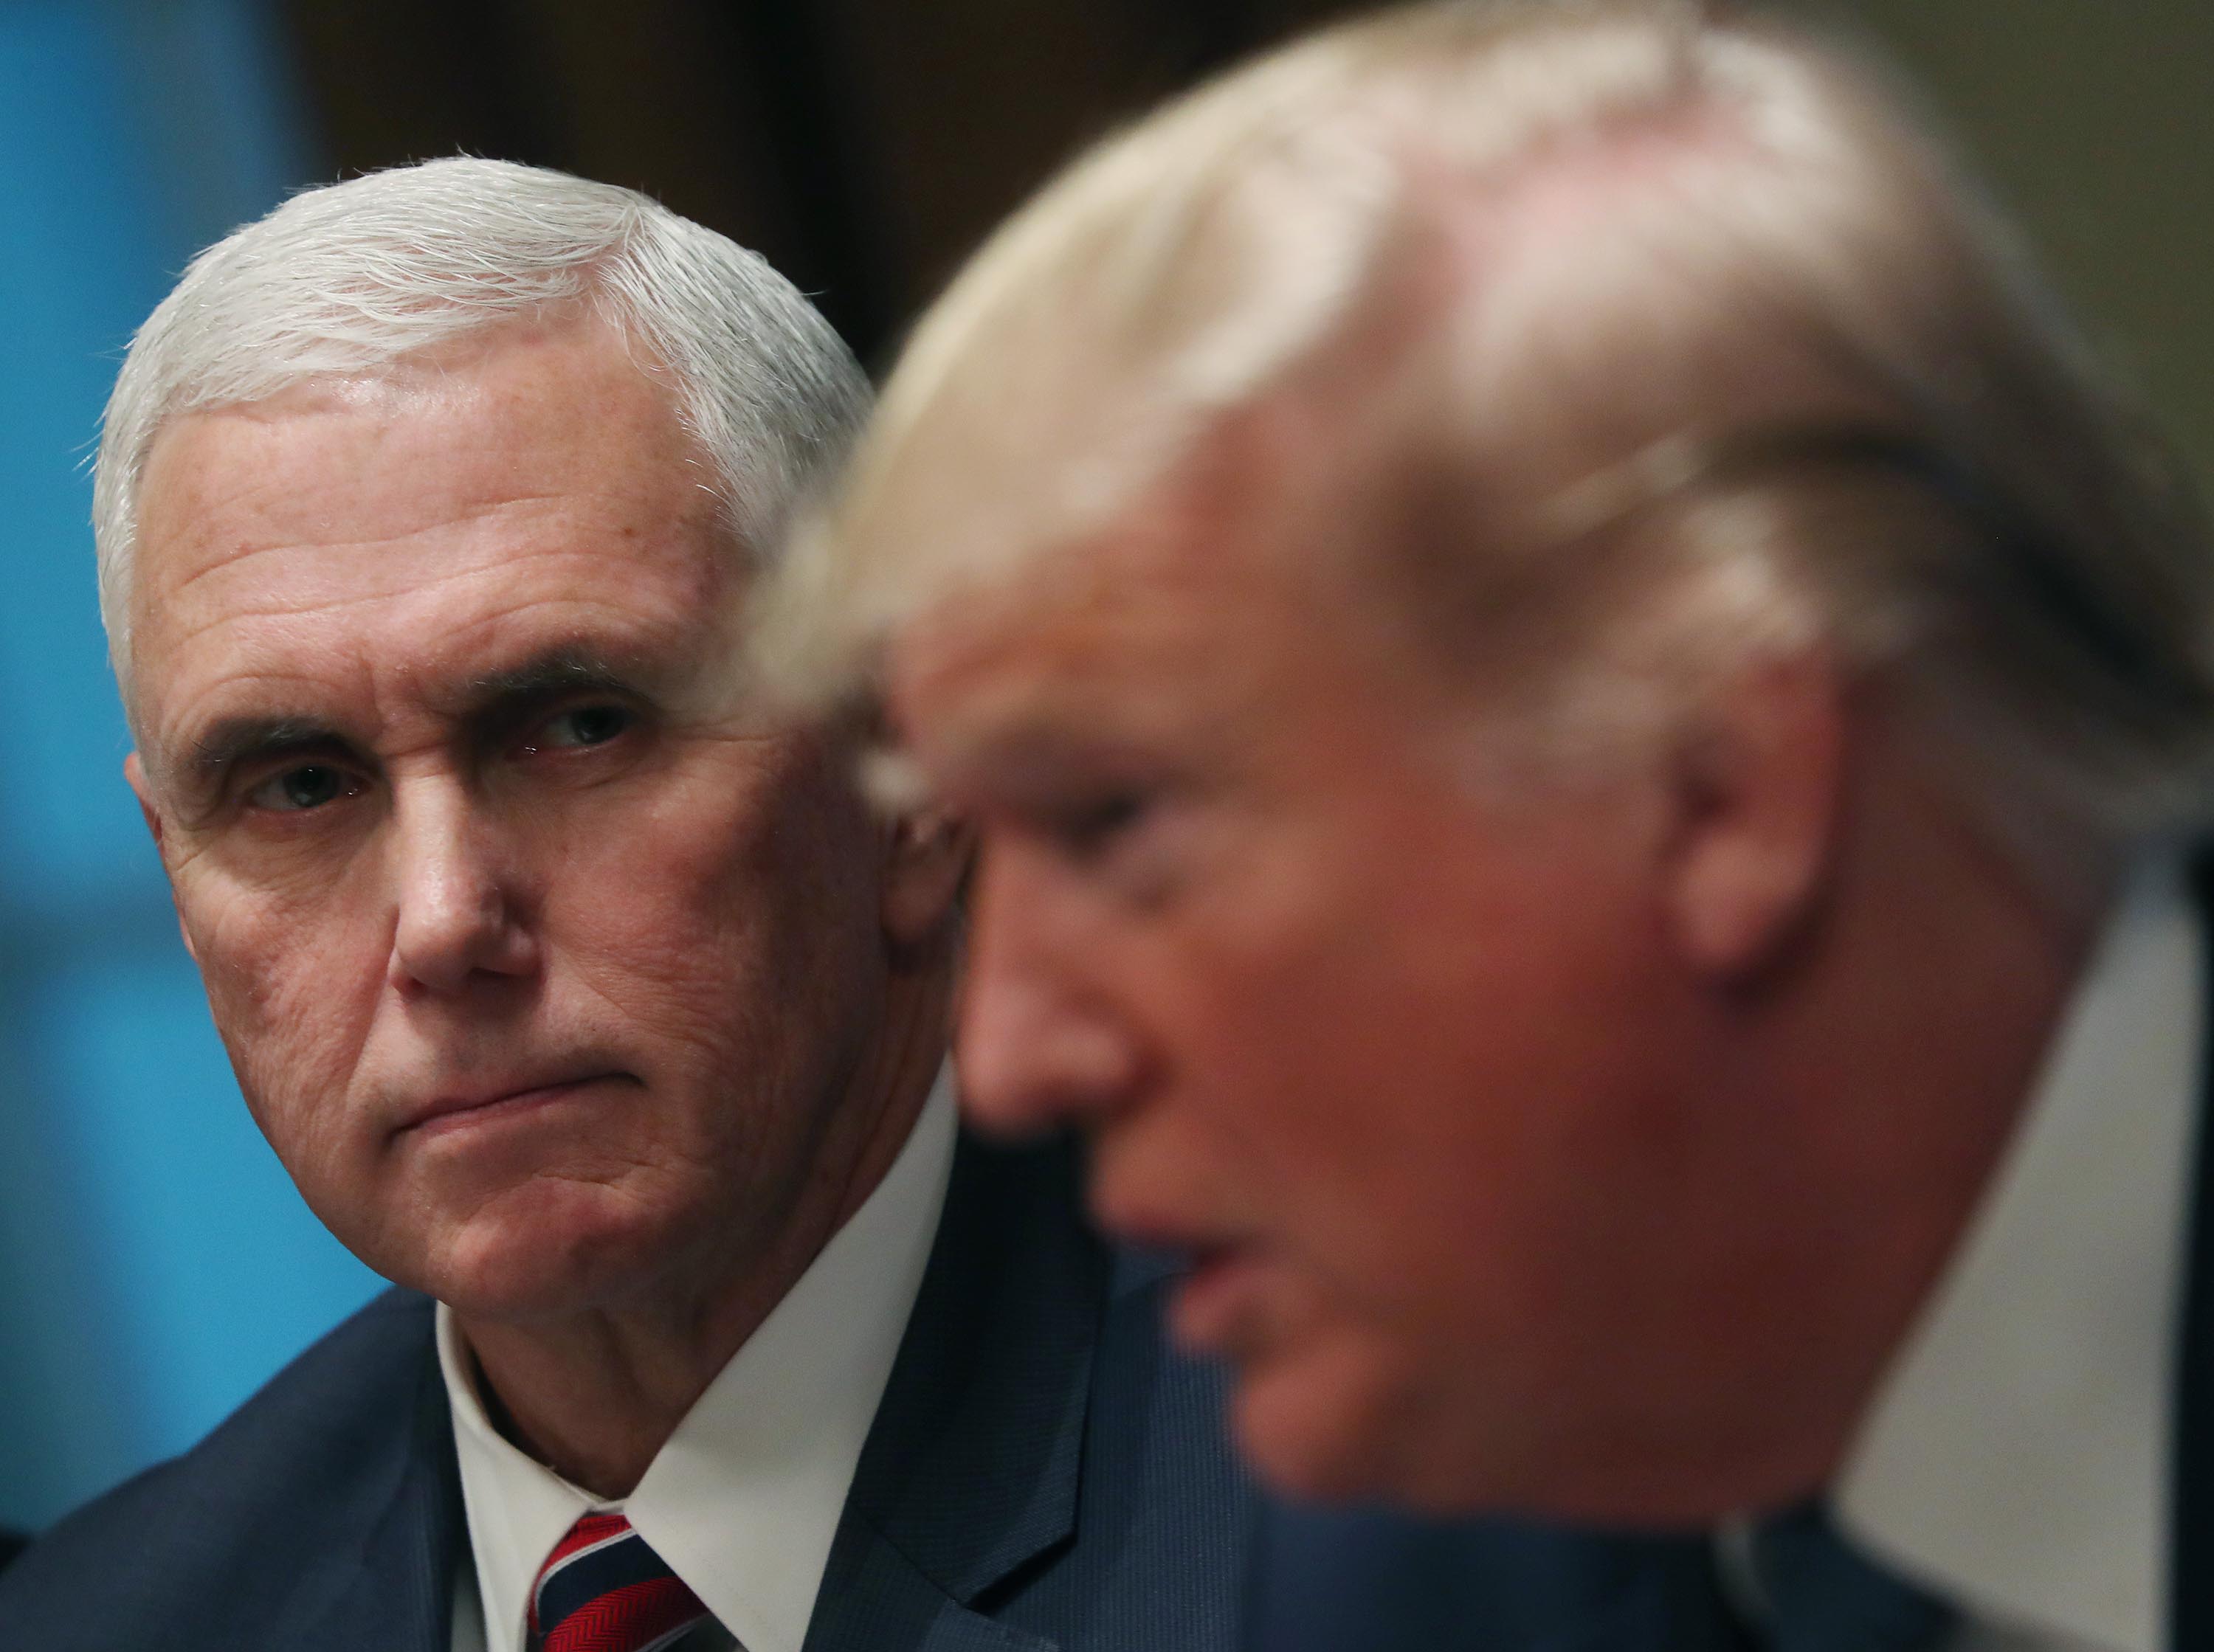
top-left (390, 859), bottom-right (533, 993)
top-left (957, 978), bottom-right (1141, 1137)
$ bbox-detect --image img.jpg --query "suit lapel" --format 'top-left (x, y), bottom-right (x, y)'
top-left (288, 1334), bottom-right (466, 1652)
top-left (249, 1139), bottom-right (1098, 1652)
top-left (806, 1519), bottom-right (1061, 1652)
top-left (805, 1133), bottom-right (1108, 1652)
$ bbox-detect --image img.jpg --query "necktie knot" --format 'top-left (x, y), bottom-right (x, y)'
top-left (530, 1510), bottom-right (711, 1652)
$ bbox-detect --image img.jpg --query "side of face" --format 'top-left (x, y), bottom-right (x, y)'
top-left (885, 412), bottom-right (1872, 1518)
top-left (124, 320), bottom-right (910, 1322)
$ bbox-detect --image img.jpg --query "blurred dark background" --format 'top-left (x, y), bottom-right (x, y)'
top-left (277, 0), bottom-right (1340, 367)
top-left (272, 0), bottom-right (2214, 467)
top-left (0, 0), bottom-right (2207, 1539)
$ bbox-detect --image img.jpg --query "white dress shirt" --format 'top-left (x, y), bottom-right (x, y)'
top-left (1833, 855), bottom-right (2203, 1652)
top-left (440, 1065), bottom-right (958, 1652)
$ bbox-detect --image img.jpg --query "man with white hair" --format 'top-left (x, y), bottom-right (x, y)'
top-left (761, 1), bottom-right (2214, 1647)
top-left (0, 158), bottom-right (1263, 1652)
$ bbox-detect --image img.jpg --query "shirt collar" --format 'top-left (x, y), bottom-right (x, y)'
top-left (1835, 854), bottom-right (2202, 1652)
top-left (439, 1063), bottom-right (959, 1652)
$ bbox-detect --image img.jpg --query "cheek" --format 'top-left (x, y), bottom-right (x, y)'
top-left (1162, 811), bottom-right (1694, 1308)
top-left (545, 767), bottom-right (885, 1077)
top-left (176, 864), bottom-right (389, 1174)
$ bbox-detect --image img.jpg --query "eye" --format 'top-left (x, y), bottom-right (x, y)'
top-left (244, 763), bottom-right (362, 813)
top-left (527, 703), bottom-right (634, 752)
top-left (1046, 787), bottom-right (1153, 860)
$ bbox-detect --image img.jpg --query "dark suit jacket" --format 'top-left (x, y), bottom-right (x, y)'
top-left (0, 1133), bottom-right (1258, 1650)
top-left (1248, 1504), bottom-right (1742, 1652)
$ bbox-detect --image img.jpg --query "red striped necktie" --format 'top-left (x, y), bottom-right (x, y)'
top-left (528, 1510), bottom-right (712, 1652)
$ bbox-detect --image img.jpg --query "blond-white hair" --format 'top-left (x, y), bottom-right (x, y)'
top-left (97, 156), bottom-right (868, 707)
top-left (763, 0), bottom-right (2214, 846)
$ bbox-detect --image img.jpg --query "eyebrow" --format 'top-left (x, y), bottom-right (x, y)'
top-left (186, 716), bottom-right (347, 784)
top-left (452, 646), bottom-right (644, 729)
top-left (173, 645), bottom-right (650, 792)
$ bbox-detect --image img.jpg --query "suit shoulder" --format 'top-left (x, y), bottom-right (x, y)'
top-left (0, 1287), bottom-right (444, 1642)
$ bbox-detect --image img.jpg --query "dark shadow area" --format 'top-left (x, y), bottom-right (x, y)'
top-left (266, 0), bottom-right (1372, 366)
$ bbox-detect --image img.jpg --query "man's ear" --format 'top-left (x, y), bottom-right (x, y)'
top-left (880, 805), bottom-right (975, 955)
top-left (124, 750), bottom-right (165, 854)
top-left (1663, 649), bottom-right (1846, 981)
top-left (125, 751), bottom-right (196, 964)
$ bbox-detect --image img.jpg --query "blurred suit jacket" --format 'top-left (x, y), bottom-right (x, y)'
top-left (1250, 1503), bottom-right (1744, 1652)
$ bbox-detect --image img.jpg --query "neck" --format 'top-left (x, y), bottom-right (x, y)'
top-left (1626, 733), bottom-right (2117, 1520)
top-left (1745, 750), bottom-right (2111, 1504)
top-left (455, 958), bottom-right (955, 1498)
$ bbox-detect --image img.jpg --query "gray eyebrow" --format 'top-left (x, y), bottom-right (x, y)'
top-left (187, 716), bottom-right (342, 778)
top-left (458, 647), bottom-right (639, 713)
top-left (168, 644), bottom-right (652, 798)
top-left (447, 647), bottom-right (652, 751)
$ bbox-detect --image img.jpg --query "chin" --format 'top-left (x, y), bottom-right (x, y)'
top-left (1227, 1304), bottom-right (1570, 1517)
top-left (1228, 1327), bottom-right (1458, 1507)
top-left (406, 1180), bottom-right (694, 1321)
top-left (1236, 1330), bottom-right (1839, 1526)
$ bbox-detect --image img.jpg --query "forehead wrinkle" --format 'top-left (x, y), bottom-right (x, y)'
top-left (156, 533), bottom-right (704, 629)
top-left (149, 425), bottom-right (599, 556)
top-left (145, 494), bottom-right (708, 614)
top-left (133, 332), bottom-right (725, 615)
top-left (139, 525), bottom-right (735, 711)
top-left (130, 320), bottom-right (748, 784)
top-left (145, 590), bottom-right (706, 780)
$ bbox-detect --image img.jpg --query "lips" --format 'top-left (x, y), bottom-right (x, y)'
top-left (396, 1068), bottom-right (635, 1138)
top-left (1170, 1245), bottom-right (1285, 1355)
top-left (1086, 1176), bottom-right (1272, 1355)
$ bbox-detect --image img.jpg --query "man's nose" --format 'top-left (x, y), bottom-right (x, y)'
top-left (957, 857), bottom-right (1145, 1136)
top-left (387, 784), bottom-right (537, 995)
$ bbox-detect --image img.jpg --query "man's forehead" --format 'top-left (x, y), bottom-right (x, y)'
top-left (147, 606), bottom-right (704, 761)
top-left (887, 521), bottom-right (1304, 775)
top-left (139, 332), bottom-right (702, 550)
top-left (125, 329), bottom-right (745, 775)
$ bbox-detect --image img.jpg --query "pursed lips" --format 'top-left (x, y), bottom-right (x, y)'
top-left (395, 1068), bottom-right (637, 1138)
top-left (1086, 1169), bottom-right (1244, 1274)
top-left (1083, 1165), bottom-right (1286, 1353)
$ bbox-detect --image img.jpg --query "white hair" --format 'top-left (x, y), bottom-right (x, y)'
top-left (765, 0), bottom-right (2214, 850)
top-left (97, 156), bottom-right (869, 702)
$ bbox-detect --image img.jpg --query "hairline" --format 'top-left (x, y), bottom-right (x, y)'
top-left (97, 159), bottom-right (869, 729)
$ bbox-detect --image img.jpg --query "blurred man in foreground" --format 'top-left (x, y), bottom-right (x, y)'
top-left (760, 2), bottom-right (2214, 1645)
top-left (0, 159), bottom-right (1255, 1651)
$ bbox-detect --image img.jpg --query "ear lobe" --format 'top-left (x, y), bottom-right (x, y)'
top-left (880, 806), bottom-right (976, 955)
top-left (125, 752), bottom-right (198, 964)
top-left (125, 751), bottom-right (165, 853)
top-left (1664, 651), bottom-right (1846, 980)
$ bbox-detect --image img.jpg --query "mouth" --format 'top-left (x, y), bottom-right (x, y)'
top-left (1168, 1244), bottom-right (1280, 1358)
top-left (1089, 1184), bottom-right (1272, 1361)
top-left (398, 1070), bottom-right (637, 1139)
